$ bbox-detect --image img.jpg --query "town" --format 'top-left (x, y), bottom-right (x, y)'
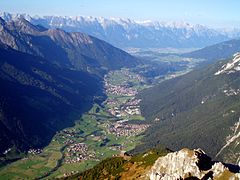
top-left (105, 83), bottom-right (138, 96)
top-left (28, 148), bottom-right (42, 155)
top-left (64, 143), bottom-right (96, 164)
top-left (104, 68), bottom-right (144, 97)
top-left (107, 104), bottom-right (141, 117)
top-left (108, 120), bottom-right (150, 137)
top-left (107, 98), bottom-right (141, 118)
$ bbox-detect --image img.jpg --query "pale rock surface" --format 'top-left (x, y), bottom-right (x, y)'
top-left (215, 52), bottom-right (240, 75)
top-left (148, 148), bottom-right (240, 180)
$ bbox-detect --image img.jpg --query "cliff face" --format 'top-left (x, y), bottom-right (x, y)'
top-left (149, 148), bottom-right (240, 180)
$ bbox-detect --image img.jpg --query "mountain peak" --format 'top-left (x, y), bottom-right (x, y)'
top-left (0, 17), bottom-right (6, 30)
top-left (6, 17), bottom-right (41, 35)
top-left (0, 12), bottom-right (234, 48)
top-left (0, 17), bottom-right (5, 24)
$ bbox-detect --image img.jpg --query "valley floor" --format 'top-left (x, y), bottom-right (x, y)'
top-left (0, 68), bottom-right (150, 179)
top-left (0, 56), bottom-right (196, 179)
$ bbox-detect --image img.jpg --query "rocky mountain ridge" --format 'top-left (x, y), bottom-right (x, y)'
top-left (65, 148), bottom-right (240, 179)
top-left (0, 16), bottom-right (139, 75)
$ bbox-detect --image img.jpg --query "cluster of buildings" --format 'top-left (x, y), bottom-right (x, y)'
top-left (107, 98), bottom-right (141, 118)
top-left (108, 120), bottom-right (150, 137)
top-left (28, 148), bottom-right (42, 155)
top-left (64, 139), bottom-right (75, 145)
top-left (54, 129), bottom-right (82, 144)
top-left (121, 70), bottom-right (144, 82)
top-left (65, 143), bottom-right (95, 164)
top-left (109, 144), bottom-right (125, 151)
top-left (3, 148), bottom-right (11, 155)
top-left (223, 88), bottom-right (240, 96)
top-left (63, 171), bottom-right (79, 177)
top-left (105, 98), bottom-right (118, 106)
top-left (105, 83), bottom-right (138, 96)
top-left (62, 129), bottom-right (82, 138)
top-left (108, 106), bottom-right (140, 117)
top-left (125, 98), bottom-right (141, 106)
top-left (124, 105), bottom-right (141, 115)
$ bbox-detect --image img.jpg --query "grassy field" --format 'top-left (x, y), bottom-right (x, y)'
top-left (106, 68), bottom-right (145, 86)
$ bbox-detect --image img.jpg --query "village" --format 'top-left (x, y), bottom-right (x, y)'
top-left (64, 143), bottom-right (96, 164)
top-left (107, 97), bottom-right (141, 117)
top-left (105, 83), bottom-right (138, 97)
top-left (28, 148), bottom-right (42, 155)
top-left (108, 120), bottom-right (150, 137)
top-left (105, 81), bottom-right (142, 116)
top-left (103, 69), bottom-right (145, 116)
top-left (52, 128), bottom-right (85, 145)
top-left (104, 68), bottom-right (144, 97)
top-left (103, 70), bottom-right (149, 139)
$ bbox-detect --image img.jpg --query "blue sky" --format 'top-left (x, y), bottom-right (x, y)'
top-left (0, 0), bottom-right (240, 28)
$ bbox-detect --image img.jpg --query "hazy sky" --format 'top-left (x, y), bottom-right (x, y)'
top-left (0, 0), bottom-right (240, 28)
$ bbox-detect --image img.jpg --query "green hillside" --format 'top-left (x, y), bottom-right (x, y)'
top-left (183, 39), bottom-right (240, 63)
top-left (138, 56), bottom-right (240, 163)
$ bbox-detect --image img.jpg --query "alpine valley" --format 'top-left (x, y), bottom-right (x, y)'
top-left (0, 12), bottom-right (239, 180)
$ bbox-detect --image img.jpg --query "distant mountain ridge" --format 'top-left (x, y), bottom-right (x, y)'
top-left (1, 12), bottom-right (238, 48)
top-left (0, 16), bottom-right (139, 75)
top-left (183, 39), bottom-right (240, 63)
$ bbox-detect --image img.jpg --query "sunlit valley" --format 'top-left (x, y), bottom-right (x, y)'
top-left (0, 1), bottom-right (240, 179)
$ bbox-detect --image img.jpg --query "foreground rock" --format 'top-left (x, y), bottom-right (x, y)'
top-left (62, 148), bottom-right (239, 179)
top-left (149, 148), bottom-right (240, 180)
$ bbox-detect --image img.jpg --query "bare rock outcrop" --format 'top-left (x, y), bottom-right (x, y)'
top-left (149, 148), bottom-right (240, 180)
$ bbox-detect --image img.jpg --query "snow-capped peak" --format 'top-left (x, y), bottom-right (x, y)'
top-left (215, 52), bottom-right (240, 75)
top-left (0, 12), bottom-right (236, 48)
top-left (0, 12), bottom-right (210, 30)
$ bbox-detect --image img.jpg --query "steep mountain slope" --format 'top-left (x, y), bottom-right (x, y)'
top-left (138, 53), bottom-right (240, 164)
top-left (0, 17), bottom-right (139, 75)
top-left (0, 45), bottom-right (104, 156)
top-left (0, 12), bottom-right (231, 48)
top-left (183, 39), bottom-right (240, 63)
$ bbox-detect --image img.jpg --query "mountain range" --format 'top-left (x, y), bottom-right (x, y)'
top-left (1, 12), bottom-right (239, 49)
top-left (183, 39), bottom-right (240, 63)
top-left (0, 16), bottom-right (139, 75)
